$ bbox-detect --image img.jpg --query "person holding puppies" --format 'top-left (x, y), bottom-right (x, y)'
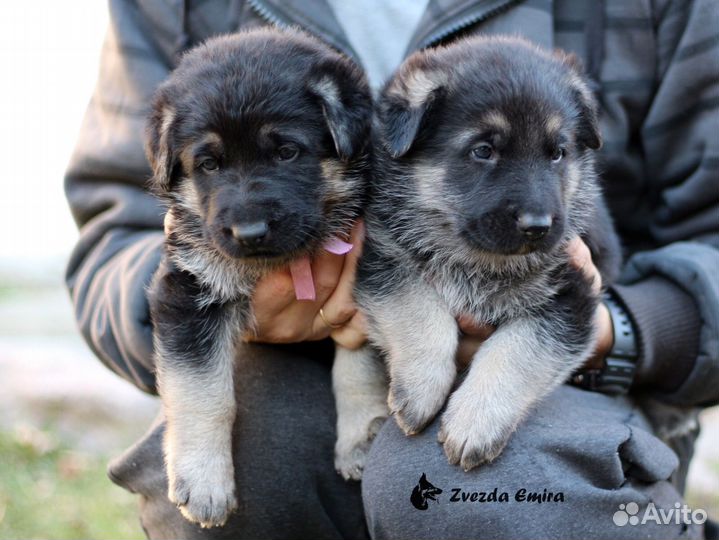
top-left (65, 0), bottom-right (718, 538)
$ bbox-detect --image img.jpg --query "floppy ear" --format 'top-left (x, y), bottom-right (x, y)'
top-left (308, 59), bottom-right (372, 162)
top-left (379, 68), bottom-right (445, 158)
top-left (573, 88), bottom-right (602, 150)
top-left (145, 99), bottom-right (178, 193)
top-left (559, 52), bottom-right (602, 150)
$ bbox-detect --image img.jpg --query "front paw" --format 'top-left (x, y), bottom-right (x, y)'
top-left (335, 416), bottom-right (386, 481)
top-left (438, 388), bottom-right (517, 471)
top-left (167, 452), bottom-right (237, 528)
top-left (388, 375), bottom-right (453, 436)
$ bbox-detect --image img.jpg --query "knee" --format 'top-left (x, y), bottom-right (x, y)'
top-left (363, 387), bottom-right (690, 540)
top-left (110, 342), bottom-right (366, 539)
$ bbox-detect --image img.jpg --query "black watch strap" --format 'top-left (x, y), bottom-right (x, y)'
top-left (570, 292), bottom-right (638, 394)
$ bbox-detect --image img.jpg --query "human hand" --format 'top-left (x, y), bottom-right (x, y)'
top-left (244, 221), bottom-right (367, 350)
top-left (454, 237), bottom-right (614, 371)
top-left (566, 236), bottom-right (614, 367)
top-left (455, 315), bottom-right (495, 370)
top-left (164, 208), bottom-right (175, 235)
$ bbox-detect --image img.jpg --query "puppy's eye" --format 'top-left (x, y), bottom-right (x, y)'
top-left (276, 144), bottom-right (300, 162)
top-left (199, 158), bottom-right (219, 172)
top-left (551, 148), bottom-right (566, 163)
top-left (470, 143), bottom-right (494, 162)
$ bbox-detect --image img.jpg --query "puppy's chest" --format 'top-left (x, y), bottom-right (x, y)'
top-left (426, 265), bottom-right (558, 324)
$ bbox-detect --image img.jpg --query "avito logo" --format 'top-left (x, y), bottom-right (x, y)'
top-left (613, 502), bottom-right (707, 527)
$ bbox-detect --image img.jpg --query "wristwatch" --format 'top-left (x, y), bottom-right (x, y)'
top-left (570, 291), bottom-right (638, 394)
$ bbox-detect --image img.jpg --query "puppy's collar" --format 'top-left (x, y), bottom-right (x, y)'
top-left (289, 237), bottom-right (353, 301)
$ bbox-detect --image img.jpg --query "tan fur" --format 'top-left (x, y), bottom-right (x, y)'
top-left (370, 281), bottom-right (458, 436)
top-left (391, 69), bottom-right (447, 108)
top-left (545, 113), bottom-right (563, 137)
top-left (564, 160), bottom-right (581, 202)
top-left (311, 76), bottom-right (341, 106)
top-left (333, 345), bottom-right (389, 480)
top-left (321, 158), bottom-right (354, 202)
top-left (481, 110), bottom-right (511, 134)
top-left (440, 316), bottom-right (597, 470)
top-left (413, 161), bottom-right (452, 212)
top-left (176, 178), bottom-right (203, 217)
top-left (154, 107), bottom-right (175, 184)
top-left (179, 132), bottom-right (223, 170)
top-left (157, 311), bottom-right (240, 528)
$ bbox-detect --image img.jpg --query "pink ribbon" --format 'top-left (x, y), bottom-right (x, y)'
top-left (289, 237), bottom-right (353, 301)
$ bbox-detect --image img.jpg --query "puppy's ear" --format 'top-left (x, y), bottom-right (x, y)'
top-left (573, 88), bottom-right (602, 150)
top-left (379, 67), bottom-right (446, 158)
top-left (308, 59), bottom-right (372, 161)
top-left (558, 52), bottom-right (602, 150)
top-left (145, 98), bottom-right (178, 192)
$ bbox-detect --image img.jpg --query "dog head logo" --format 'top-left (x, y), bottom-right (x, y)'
top-left (410, 473), bottom-right (442, 510)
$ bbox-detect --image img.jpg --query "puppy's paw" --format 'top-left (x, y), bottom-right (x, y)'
top-left (335, 416), bottom-right (386, 481)
top-left (388, 375), bottom-right (452, 436)
top-left (167, 452), bottom-right (237, 528)
top-left (438, 421), bottom-right (509, 471)
top-left (438, 387), bottom-right (516, 471)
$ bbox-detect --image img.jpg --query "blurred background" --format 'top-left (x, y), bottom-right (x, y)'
top-left (0, 2), bottom-right (716, 539)
top-left (0, 2), bottom-right (157, 538)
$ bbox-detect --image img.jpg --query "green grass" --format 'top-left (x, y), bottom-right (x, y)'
top-left (0, 428), bottom-right (144, 540)
top-left (686, 457), bottom-right (719, 519)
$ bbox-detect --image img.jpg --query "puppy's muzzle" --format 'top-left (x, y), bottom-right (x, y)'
top-left (516, 212), bottom-right (553, 241)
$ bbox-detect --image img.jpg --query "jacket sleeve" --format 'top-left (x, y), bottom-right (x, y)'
top-left (611, 0), bottom-right (719, 406)
top-left (65, 0), bottom-right (183, 394)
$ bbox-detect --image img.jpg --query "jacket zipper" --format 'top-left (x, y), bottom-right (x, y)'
top-left (416, 0), bottom-right (524, 50)
top-left (246, 0), bottom-right (356, 59)
top-left (246, 0), bottom-right (284, 28)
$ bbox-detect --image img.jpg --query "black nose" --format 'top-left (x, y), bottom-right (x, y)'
top-left (516, 213), bottom-right (552, 240)
top-left (226, 221), bottom-right (269, 246)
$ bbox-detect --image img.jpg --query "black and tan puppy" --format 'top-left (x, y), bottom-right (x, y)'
top-left (145, 28), bottom-right (371, 527)
top-left (334, 36), bottom-right (621, 476)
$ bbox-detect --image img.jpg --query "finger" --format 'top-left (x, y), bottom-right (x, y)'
top-left (248, 267), bottom-right (322, 343)
top-left (247, 300), bottom-right (333, 343)
top-left (313, 220), bottom-right (366, 332)
top-left (456, 313), bottom-right (495, 339)
top-left (310, 248), bottom-right (347, 305)
top-left (250, 268), bottom-right (298, 320)
top-left (593, 302), bottom-right (614, 362)
top-left (163, 209), bottom-right (176, 235)
top-left (247, 222), bottom-right (363, 344)
top-left (252, 248), bottom-right (344, 343)
top-left (310, 302), bottom-right (357, 339)
top-left (566, 236), bottom-right (602, 294)
top-left (590, 271), bottom-right (602, 295)
top-left (261, 241), bottom-right (353, 343)
top-left (329, 311), bottom-right (369, 350)
top-left (566, 236), bottom-right (592, 270)
top-left (455, 335), bottom-right (484, 371)
top-left (324, 220), bottom-right (365, 308)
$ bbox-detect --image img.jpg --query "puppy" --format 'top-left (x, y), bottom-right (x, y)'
top-left (334, 36), bottom-right (621, 476)
top-left (145, 28), bottom-right (371, 527)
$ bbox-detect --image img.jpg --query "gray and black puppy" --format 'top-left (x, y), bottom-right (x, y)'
top-left (334, 36), bottom-right (621, 477)
top-left (145, 28), bottom-right (371, 527)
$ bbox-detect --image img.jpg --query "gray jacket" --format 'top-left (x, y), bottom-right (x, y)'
top-left (65, 0), bottom-right (719, 405)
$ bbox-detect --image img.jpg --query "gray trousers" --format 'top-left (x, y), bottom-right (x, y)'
top-left (108, 343), bottom-right (705, 540)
